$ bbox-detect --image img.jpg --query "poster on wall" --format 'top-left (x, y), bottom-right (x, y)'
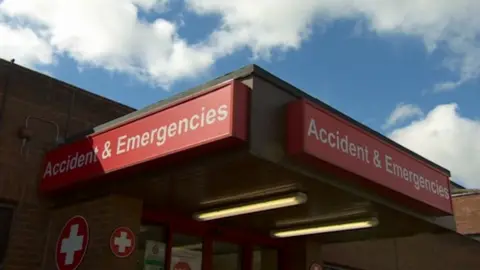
top-left (144, 240), bottom-right (166, 270)
top-left (170, 249), bottom-right (202, 270)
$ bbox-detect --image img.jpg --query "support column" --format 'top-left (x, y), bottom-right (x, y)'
top-left (42, 195), bottom-right (143, 270)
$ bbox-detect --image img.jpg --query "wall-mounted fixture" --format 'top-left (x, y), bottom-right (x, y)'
top-left (18, 116), bottom-right (62, 156)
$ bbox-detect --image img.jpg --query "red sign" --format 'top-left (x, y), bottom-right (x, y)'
top-left (55, 216), bottom-right (89, 270)
top-left (40, 80), bottom-right (249, 192)
top-left (110, 227), bottom-right (136, 258)
top-left (310, 262), bottom-right (323, 270)
top-left (287, 100), bottom-right (452, 215)
top-left (174, 262), bottom-right (191, 270)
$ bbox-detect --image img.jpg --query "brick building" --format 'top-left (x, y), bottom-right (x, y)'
top-left (1, 58), bottom-right (480, 270)
top-left (452, 189), bottom-right (480, 241)
top-left (0, 59), bottom-right (133, 269)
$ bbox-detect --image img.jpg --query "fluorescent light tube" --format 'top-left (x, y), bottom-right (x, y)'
top-left (272, 217), bottom-right (379, 238)
top-left (194, 192), bottom-right (307, 221)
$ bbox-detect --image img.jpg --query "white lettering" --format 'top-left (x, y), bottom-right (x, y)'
top-left (156, 126), bottom-right (167, 146)
top-left (307, 119), bottom-right (318, 140)
top-left (167, 123), bottom-right (177, 137)
top-left (385, 155), bottom-right (393, 173)
top-left (178, 119), bottom-right (188, 134)
top-left (150, 129), bottom-right (158, 144)
top-left (141, 132), bottom-right (150, 147)
top-left (53, 163), bottom-right (60, 176)
top-left (69, 153), bottom-right (78, 170)
top-left (340, 135), bottom-right (349, 154)
top-left (383, 153), bottom-right (450, 200)
top-left (217, 105), bottom-right (228, 121)
top-left (307, 117), bottom-right (450, 201)
top-left (127, 135), bottom-right (141, 151)
top-left (200, 107), bottom-right (206, 127)
top-left (206, 109), bottom-right (217, 125)
top-left (190, 115), bottom-right (200, 130)
top-left (327, 133), bottom-right (336, 148)
top-left (319, 128), bottom-right (328, 143)
top-left (78, 154), bottom-right (85, 167)
top-left (43, 104), bottom-right (231, 179)
top-left (43, 162), bottom-right (52, 178)
top-left (117, 135), bottom-right (127, 154)
top-left (60, 161), bottom-right (67, 173)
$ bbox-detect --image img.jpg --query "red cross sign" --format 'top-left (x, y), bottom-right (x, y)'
top-left (110, 226), bottom-right (136, 258)
top-left (55, 216), bottom-right (89, 270)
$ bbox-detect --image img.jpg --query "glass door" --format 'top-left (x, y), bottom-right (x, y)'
top-left (140, 210), bottom-right (285, 270)
top-left (136, 225), bottom-right (168, 270)
top-left (252, 246), bottom-right (278, 270)
top-left (211, 241), bottom-right (242, 270)
top-left (170, 233), bottom-right (203, 270)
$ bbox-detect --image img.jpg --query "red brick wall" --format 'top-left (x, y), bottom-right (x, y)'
top-left (453, 193), bottom-right (480, 235)
top-left (0, 59), bottom-right (134, 270)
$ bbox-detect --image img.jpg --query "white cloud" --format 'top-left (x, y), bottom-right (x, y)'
top-left (0, 0), bottom-right (214, 87)
top-left (382, 103), bottom-right (424, 130)
top-left (0, 23), bottom-right (54, 67)
top-left (0, 0), bottom-right (479, 89)
top-left (186, 0), bottom-right (480, 90)
top-left (389, 104), bottom-right (480, 189)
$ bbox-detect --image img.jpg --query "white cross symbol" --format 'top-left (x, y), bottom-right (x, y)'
top-left (114, 231), bottom-right (132, 253)
top-left (60, 224), bottom-right (84, 265)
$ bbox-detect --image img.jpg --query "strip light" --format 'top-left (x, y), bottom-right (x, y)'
top-left (194, 192), bottom-right (307, 221)
top-left (272, 217), bottom-right (379, 238)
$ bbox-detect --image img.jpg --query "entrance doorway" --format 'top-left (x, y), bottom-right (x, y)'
top-left (137, 209), bottom-right (285, 270)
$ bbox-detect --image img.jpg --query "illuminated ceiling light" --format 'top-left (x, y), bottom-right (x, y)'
top-left (194, 192), bottom-right (307, 221)
top-left (271, 217), bottom-right (379, 238)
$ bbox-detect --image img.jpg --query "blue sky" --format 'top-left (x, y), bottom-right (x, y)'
top-left (1, 0), bottom-right (479, 188)
top-left (46, 16), bottom-right (479, 142)
top-left (49, 19), bottom-right (478, 126)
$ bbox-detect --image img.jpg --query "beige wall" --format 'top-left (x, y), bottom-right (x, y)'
top-left (42, 195), bottom-right (143, 270)
top-left (322, 232), bottom-right (480, 270)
